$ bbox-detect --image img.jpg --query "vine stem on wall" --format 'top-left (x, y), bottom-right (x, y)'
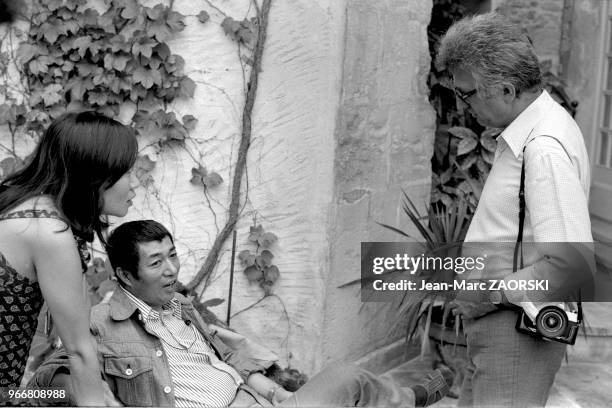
top-left (186, 0), bottom-right (272, 293)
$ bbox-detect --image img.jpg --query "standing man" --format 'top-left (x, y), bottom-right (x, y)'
top-left (435, 12), bottom-right (593, 407)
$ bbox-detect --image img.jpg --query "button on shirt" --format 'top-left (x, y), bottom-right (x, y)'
top-left (463, 91), bottom-right (593, 300)
top-left (121, 287), bottom-right (242, 408)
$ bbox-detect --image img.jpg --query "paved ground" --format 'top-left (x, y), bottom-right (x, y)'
top-left (383, 302), bottom-right (612, 408)
top-left (545, 302), bottom-right (612, 408)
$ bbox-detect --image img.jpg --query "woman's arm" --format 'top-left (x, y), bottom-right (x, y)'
top-left (32, 218), bottom-right (106, 406)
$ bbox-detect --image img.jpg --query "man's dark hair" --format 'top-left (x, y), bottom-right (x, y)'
top-left (106, 220), bottom-right (173, 283)
top-left (0, 0), bottom-right (22, 23)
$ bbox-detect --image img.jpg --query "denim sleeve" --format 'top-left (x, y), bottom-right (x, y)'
top-left (26, 348), bottom-right (70, 388)
top-left (209, 333), bottom-right (274, 381)
top-left (188, 310), bottom-right (275, 381)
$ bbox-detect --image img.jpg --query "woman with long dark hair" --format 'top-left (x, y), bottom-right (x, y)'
top-left (0, 111), bottom-right (138, 406)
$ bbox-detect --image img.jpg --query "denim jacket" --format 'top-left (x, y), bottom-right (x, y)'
top-left (29, 289), bottom-right (274, 407)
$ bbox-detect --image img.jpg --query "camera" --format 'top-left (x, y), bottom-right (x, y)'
top-left (515, 302), bottom-right (581, 345)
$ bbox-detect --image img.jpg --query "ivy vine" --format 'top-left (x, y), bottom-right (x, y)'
top-left (239, 224), bottom-right (280, 295)
top-left (0, 0), bottom-right (284, 334)
top-left (19, 0), bottom-right (195, 136)
top-left (185, 0), bottom-right (273, 293)
top-left (0, 0), bottom-right (229, 189)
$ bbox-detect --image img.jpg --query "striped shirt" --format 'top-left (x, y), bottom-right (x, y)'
top-left (121, 287), bottom-right (243, 407)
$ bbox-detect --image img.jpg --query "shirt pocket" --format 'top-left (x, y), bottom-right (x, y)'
top-left (104, 356), bottom-right (154, 406)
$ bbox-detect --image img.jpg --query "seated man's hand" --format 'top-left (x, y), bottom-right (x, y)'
top-left (271, 387), bottom-right (294, 404)
top-left (449, 300), bottom-right (497, 320)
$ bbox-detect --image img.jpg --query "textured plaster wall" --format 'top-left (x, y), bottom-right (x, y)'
top-left (322, 0), bottom-right (435, 369)
top-left (141, 0), bottom-right (346, 374)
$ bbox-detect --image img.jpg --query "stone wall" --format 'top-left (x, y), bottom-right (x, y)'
top-left (488, 0), bottom-right (604, 169)
top-left (322, 0), bottom-right (435, 369)
top-left (562, 0), bottom-right (604, 153)
top-left (493, 0), bottom-right (565, 72)
top-left (488, 0), bottom-right (603, 157)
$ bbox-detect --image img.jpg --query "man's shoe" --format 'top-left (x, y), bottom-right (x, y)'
top-left (412, 367), bottom-right (453, 407)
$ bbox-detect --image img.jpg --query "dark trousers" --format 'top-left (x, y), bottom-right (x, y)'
top-left (230, 363), bottom-right (416, 407)
top-left (459, 310), bottom-right (566, 407)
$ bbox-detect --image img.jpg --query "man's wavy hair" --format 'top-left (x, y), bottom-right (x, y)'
top-left (435, 12), bottom-right (542, 97)
top-left (0, 111), bottom-right (138, 242)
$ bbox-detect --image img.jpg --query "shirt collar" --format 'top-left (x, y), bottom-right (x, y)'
top-left (498, 89), bottom-right (552, 159)
top-left (109, 286), bottom-right (194, 323)
top-left (108, 286), bottom-right (140, 321)
top-left (119, 286), bottom-right (181, 322)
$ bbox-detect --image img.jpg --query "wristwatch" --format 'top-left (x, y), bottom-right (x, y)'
top-left (267, 386), bottom-right (281, 403)
top-left (489, 289), bottom-right (504, 305)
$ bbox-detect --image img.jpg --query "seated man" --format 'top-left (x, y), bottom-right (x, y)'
top-left (30, 220), bottom-right (451, 407)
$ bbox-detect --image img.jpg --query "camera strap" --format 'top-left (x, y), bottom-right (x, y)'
top-left (512, 146), bottom-right (527, 272)
top-left (513, 141), bottom-right (583, 319)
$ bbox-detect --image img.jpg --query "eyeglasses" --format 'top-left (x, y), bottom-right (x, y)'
top-left (454, 87), bottom-right (478, 105)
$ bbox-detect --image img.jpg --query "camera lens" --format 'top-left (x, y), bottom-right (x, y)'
top-left (535, 307), bottom-right (567, 338)
top-left (545, 315), bottom-right (560, 329)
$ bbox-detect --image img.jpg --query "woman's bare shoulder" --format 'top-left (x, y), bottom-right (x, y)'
top-left (7, 195), bottom-right (59, 213)
top-left (1, 196), bottom-right (73, 244)
top-left (0, 197), bottom-right (77, 281)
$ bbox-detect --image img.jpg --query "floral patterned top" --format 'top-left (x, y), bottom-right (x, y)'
top-left (0, 209), bottom-right (90, 389)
